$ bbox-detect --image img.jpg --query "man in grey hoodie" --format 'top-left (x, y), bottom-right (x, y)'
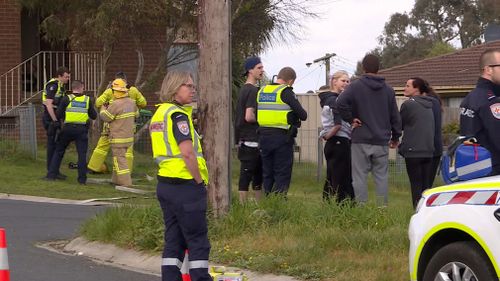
top-left (336, 54), bottom-right (402, 206)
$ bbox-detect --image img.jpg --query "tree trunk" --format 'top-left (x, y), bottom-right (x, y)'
top-left (198, 0), bottom-right (231, 216)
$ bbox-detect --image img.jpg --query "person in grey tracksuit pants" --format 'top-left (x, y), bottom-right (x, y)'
top-left (336, 54), bottom-right (402, 206)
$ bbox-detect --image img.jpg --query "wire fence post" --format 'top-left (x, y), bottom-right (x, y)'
top-left (317, 127), bottom-right (323, 182)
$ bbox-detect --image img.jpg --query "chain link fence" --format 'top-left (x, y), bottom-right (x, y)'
top-left (0, 103), bottom-right (37, 159)
top-left (1, 104), bottom-right (458, 190)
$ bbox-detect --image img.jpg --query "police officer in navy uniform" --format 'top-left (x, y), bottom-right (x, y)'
top-left (42, 66), bottom-right (71, 178)
top-left (150, 71), bottom-right (211, 281)
top-left (257, 67), bottom-right (307, 195)
top-left (45, 80), bottom-right (96, 184)
top-left (460, 48), bottom-right (500, 175)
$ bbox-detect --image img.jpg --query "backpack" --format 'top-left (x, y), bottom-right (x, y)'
top-left (441, 136), bottom-right (492, 184)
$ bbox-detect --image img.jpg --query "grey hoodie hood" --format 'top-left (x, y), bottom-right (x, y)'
top-left (410, 95), bottom-right (434, 109)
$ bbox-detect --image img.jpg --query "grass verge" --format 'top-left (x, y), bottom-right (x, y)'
top-left (1, 141), bottom-right (417, 280)
top-left (82, 160), bottom-right (416, 281)
top-left (0, 141), bottom-right (156, 202)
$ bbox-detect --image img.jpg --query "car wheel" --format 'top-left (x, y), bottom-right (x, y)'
top-left (422, 241), bottom-right (496, 281)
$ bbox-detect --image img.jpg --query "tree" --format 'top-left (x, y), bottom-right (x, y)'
top-left (372, 0), bottom-right (499, 69)
top-left (230, 0), bottom-right (319, 107)
top-left (18, 0), bottom-right (197, 94)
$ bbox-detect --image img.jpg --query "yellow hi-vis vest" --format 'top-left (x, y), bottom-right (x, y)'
top-left (256, 84), bottom-right (292, 130)
top-left (42, 78), bottom-right (64, 106)
top-left (65, 94), bottom-right (90, 124)
top-left (150, 103), bottom-right (209, 183)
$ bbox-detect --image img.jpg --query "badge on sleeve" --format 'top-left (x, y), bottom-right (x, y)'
top-left (49, 85), bottom-right (57, 91)
top-left (150, 122), bottom-right (164, 132)
top-left (490, 103), bottom-right (500, 119)
top-left (177, 121), bottom-right (190, 135)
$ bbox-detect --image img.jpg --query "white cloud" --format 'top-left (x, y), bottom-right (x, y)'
top-left (261, 0), bottom-right (415, 93)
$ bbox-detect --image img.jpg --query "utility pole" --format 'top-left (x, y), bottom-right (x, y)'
top-left (308, 53), bottom-right (336, 85)
top-left (197, 0), bottom-right (231, 216)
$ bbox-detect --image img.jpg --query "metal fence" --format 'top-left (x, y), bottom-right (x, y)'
top-left (1, 105), bottom-right (457, 189)
top-left (0, 51), bottom-right (102, 116)
top-left (0, 103), bottom-right (37, 159)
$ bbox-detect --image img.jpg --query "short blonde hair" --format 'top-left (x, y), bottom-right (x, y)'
top-left (159, 71), bottom-right (193, 103)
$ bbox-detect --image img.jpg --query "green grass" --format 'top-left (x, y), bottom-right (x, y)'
top-left (2, 141), bottom-right (418, 280)
top-left (82, 159), bottom-right (416, 281)
top-left (0, 141), bottom-right (157, 202)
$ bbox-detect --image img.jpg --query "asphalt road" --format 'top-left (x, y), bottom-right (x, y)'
top-left (0, 199), bottom-right (160, 281)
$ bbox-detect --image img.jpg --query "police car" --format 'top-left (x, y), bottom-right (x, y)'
top-left (409, 176), bottom-right (500, 281)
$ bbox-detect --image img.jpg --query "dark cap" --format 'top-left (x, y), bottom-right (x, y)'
top-left (243, 57), bottom-right (262, 76)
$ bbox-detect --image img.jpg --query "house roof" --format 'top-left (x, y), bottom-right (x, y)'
top-left (378, 40), bottom-right (500, 90)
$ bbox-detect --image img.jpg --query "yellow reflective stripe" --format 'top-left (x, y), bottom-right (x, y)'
top-left (110, 137), bottom-right (134, 144)
top-left (423, 182), bottom-right (500, 196)
top-left (115, 112), bottom-right (136, 119)
top-left (412, 222), bottom-right (500, 280)
top-left (101, 110), bottom-right (114, 120)
top-left (116, 169), bottom-right (130, 175)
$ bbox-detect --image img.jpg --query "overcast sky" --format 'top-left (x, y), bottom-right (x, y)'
top-left (260, 0), bottom-right (415, 93)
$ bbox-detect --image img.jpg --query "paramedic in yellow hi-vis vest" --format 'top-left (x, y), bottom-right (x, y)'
top-left (99, 78), bottom-right (138, 187)
top-left (45, 80), bottom-right (97, 184)
top-left (87, 71), bottom-right (147, 173)
top-left (150, 71), bottom-right (211, 281)
top-left (257, 67), bottom-right (307, 195)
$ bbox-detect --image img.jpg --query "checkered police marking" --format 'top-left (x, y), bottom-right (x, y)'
top-left (426, 191), bottom-right (498, 207)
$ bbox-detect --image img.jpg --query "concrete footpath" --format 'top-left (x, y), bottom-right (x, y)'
top-left (1, 193), bottom-right (300, 281)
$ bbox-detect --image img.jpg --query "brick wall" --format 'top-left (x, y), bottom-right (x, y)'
top-left (0, 0), bottom-right (21, 75)
top-left (105, 36), bottom-right (165, 109)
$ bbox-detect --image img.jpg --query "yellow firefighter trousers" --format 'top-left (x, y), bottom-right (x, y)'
top-left (111, 145), bottom-right (132, 187)
top-left (88, 134), bottom-right (134, 173)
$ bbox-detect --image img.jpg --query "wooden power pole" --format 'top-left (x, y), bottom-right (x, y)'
top-left (197, 0), bottom-right (232, 216)
top-left (311, 53), bottom-right (336, 85)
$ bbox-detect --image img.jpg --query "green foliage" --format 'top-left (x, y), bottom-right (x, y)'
top-left (373, 0), bottom-right (499, 69)
top-left (425, 41), bottom-right (457, 58)
top-left (442, 122), bottom-right (460, 135)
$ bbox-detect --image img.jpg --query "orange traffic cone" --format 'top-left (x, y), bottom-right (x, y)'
top-left (181, 250), bottom-right (190, 281)
top-left (0, 228), bottom-right (9, 281)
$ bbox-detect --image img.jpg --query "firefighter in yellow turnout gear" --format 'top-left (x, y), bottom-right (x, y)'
top-left (99, 78), bottom-right (139, 187)
top-left (87, 72), bottom-right (147, 173)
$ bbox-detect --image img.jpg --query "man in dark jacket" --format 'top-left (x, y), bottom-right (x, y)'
top-left (234, 57), bottom-right (264, 202)
top-left (336, 54), bottom-right (402, 206)
top-left (460, 49), bottom-right (500, 175)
